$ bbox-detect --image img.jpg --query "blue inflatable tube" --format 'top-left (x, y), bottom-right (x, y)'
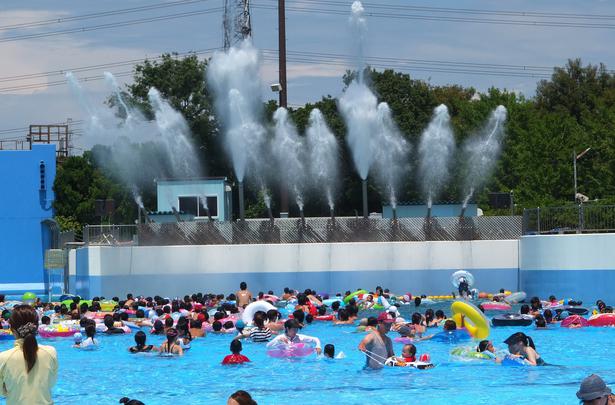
top-left (431, 329), bottom-right (471, 343)
top-left (322, 298), bottom-right (345, 307)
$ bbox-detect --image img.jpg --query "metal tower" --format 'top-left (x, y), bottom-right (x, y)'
top-left (223, 0), bottom-right (252, 50)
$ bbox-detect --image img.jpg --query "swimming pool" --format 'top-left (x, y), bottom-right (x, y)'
top-left (0, 302), bottom-right (612, 404)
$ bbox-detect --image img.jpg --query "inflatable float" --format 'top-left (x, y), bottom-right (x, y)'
top-left (504, 292), bottom-right (527, 304)
top-left (588, 313), bottom-right (615, 327)
top-left (561, 315), bottom-right (589, 328)
top-left (451, 300), bottom-right (490, 339)
top-left (242, 301), bottom-right (276, 324)
top-left (450, 346), bottom-right (492, 360)
top-left (480, 302), bottom-right (512, 311)
top-left (384, 357), bottom-right (434, 369)
top-left (267, 343), bottom-right (315, 358)
top-left (491, 314), bottom-right (533, 327)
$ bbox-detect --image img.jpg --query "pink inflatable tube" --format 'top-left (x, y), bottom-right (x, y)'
top-left (39, 330), bottom-right (79, 338)
top-left (561, 315), bottom-right (588, 328)
top-left (267, 343), bottom-right (315, 358)
top-left (481, 302), bottom-right (511, 311)
top-left (394, 337), bottom-right (415, 344)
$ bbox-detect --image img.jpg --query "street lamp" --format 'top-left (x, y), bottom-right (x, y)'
top-left (573, 147), bottom-right (591, 203)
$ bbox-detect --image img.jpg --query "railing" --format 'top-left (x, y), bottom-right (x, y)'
top-left (83, 216), bottom-right (522, 246)
top-left (523, 205), bottom-right (615, 235)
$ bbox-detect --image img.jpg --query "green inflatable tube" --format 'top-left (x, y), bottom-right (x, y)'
top-left (344, 290), bottom-right (367, 304)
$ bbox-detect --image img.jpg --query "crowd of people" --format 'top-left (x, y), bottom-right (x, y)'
top-left (0, 285), bottom-right (610, 404)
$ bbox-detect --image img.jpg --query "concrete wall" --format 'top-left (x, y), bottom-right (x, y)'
top-left (71, 240), bottom-right (519, 298)
top-left (520, 233), bottom-right (615, 304)
top-left (156, 179), bottom-right (231, 220)
top-left (0, 145), bottom-right (56, 294)
top-left (382, 203), bottom-right (477, 218)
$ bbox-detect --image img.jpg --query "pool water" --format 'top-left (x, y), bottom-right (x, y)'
top-left (0, 302), bottom-right (613, 405)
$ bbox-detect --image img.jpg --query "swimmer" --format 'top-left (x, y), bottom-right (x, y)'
top-left (159, 328), bottom-right (183, 356)
top-left (129, 331), bottom-right (158, 353)
top-left (396, 343), bottom-right (418, 363)
top-left (249, 312), bottom-right (276, 342)
top-left (476, 340), bottom-right (498, 360)
top-left (236, 282), bottom-right (253, 308)
top-left (103, 315), bottom-right (125, 334)
top-left (323, 343), bottom-right (346, 359)
top-left (266, 319), bottom-right (322, 355)
top-left (227, 390), bottom-right (257, 405)
top-left (535, 315), bottom-right (548, 329)
top-left (434, 310), bottom-right (447, 326)
top-left (78, 325), bottom-right (99, 349)
top-left (504, 332), bottom-right (544, 366)
top-left (222, 339), bottom-right (250, 365)
top-left (358, 312), bottom-right (395, 369)
top-left (333, 309), bottom-right (354, 325)
top-left (189, 319), bottom-right (205, 338)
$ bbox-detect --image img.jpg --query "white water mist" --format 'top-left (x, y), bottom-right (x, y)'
top-left (418, 104), bottom-right (455, 208)
top-left (306, 109), bottom-right (339, 210)
top-left (461, 105), bottom-right (508, 207)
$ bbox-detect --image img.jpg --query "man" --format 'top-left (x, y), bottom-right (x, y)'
top-left (357, 312), bottom-right (395, 369)
top-left (577, 374), bottom-right (615, 404)
top-left (236, 282), bottom-right (253, 308)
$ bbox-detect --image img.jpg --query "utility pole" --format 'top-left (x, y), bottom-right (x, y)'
top-left (278, 0), bottom-right (289, 217)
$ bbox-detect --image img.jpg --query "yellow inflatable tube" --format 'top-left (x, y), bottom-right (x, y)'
top-left (451, 300), bottom-right (490, 340)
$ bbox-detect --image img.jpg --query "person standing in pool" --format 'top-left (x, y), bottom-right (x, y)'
top-left (577, 374), bottom-right (615, 404)
top-left (236, 282), bottom-right (253, 308)
top-left (266, 319), bottom-right (322, 355)
top-left (358, 312), bottom-right (395, 369)
top-left (0, 305), bottom-right (58, 405)
top-left (504, 332), bottom-right (544, 366)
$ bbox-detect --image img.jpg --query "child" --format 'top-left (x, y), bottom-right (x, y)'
top-left (477, 340), bottom-right (497, 359)
top-left (323, 343), bottom-right (346, 359)
top-left (80, 325), bottom-right (99, 349)
top-left (222, 339), bottom-right (251, 365)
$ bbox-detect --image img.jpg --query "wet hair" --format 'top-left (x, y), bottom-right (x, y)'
top-left (136, 309), bottom-right (145, 318)
top-left (520, 304), bottom-right (530, 315)
top-left (318, 306), bottom-right (327, 316)
top-left (530, 296), bottom-right (542, 310)
top-left (103, 315), bottom-right (114, 329)
top-left (164, 317), bottom-right (174, 328)
top-left (477, 340), bottom-right (490, 352)
top-left (41, 315), bottom-right (51, 325)
top-left (435, 310), bottom-right (445, 319)
top-left (80, 303), bottom-right (89, 313)
top-left (367, 316), bottom-right (378, 327)
top-left (191, 319), bottom-right (203, 329)
top-left (292, 310), bottom-right (305, 324)
top-left (504, 332), bottom-right (536, 350)
top-left (9, 305), bottom-right (39, 373)
top-left (228, 390), bottom-right (257, 405)
top-left (305, 314), bottom-right (313, 324)
top-left (153, 320), bottom-right (164, 334)
top-left (443, 320), bottom-right (457, 331)
top-left (214, 311), bottom-right (225, 321)
top-left (548, 295), bottom-right (556, 301)
top-left (119, 397), bottom-right (145, 405)
top-left (331, 301), bottom-right (341, 311)
top-left (284, 319), bottom-right (301, 330)
top-left (230, 339), bottom-right (242, 354)
top-left (223, 320), bottom-right (235, 329)
top-left (337, 308), bottom-right (349, 321)
top-left (240, 282), bottom-right (247, 290)
top-left (212, 321), bottom-right (222, 331)
top-left (296, 294), bottom-right (308, 306)
top-left (85, 324), bottom-right (96, 339)
top-left (134, 331), bottom-right (147, 348)
top-left (166, 328), bottom-right (178, 347)
top-left (324, 344), bottom-right (335, 358)
top-left (253, 311), bottom-right (266, 329)
top-left (414, 297), bottom-right (422, 307)
top-left (543, 309), bottom-right (553, 323)
top-left (411, 312), bottom-right (422, 325)
top-left (535, 316), bottom-right (546, 328)
top-left (403, 343), bottom-right (416, 356)
top-left (266, 309), bottom-right (279, 323)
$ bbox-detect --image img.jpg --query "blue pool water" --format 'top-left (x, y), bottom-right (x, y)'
top-left (0, 302), bottom-right (613, 405)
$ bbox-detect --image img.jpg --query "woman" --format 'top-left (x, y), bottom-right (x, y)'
top-left (504, 332), bottom-right (544, 366)
top-left (227, 390), bottom-right (257, 405)
top-left (0, 305), bottom-right (58, 404)
top-left (249, 312), bottom-right (275, 342)
top-left (159, 328), bottom-right (183, 356)
top-left (267, 319), bottom-right (322, 355)
top-left (129, 331), bottom-right (157, 353)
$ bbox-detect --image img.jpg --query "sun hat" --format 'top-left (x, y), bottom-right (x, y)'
top-left (576, 374), bottom-right (612, 401)
top-left (377, 312), bottom-right (395, 323)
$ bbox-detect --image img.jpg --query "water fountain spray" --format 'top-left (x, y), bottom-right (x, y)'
top-left (460, 106), bottom-right (508, 217)
top-left (418, 104), bottom-right (455, 218)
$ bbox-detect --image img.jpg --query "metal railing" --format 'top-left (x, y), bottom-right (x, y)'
top-left (83, 216), bottom-right (522, 246)
top-left (523, 205), bottom-right (615, 235)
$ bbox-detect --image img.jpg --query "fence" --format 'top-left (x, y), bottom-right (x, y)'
top-left (523, 205), bottom-right (615, 235)
top-left (83, 216), bottom-right (522, 246)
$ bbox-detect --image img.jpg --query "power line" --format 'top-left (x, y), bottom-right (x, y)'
top-left (0, 0), bottom-right (212, 32)
top-left (0, 7), bottom-right (223, 43)
top-left (251, 3), bottom-right (615, 29)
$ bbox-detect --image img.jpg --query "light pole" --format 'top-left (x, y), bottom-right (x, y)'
top-left (573, 147), bottom-right (591, 202)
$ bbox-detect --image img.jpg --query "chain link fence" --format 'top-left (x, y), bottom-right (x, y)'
top-left (523, 205), bottom-right (615, 235)
top-left (84, 216), bottom-right (521, 246)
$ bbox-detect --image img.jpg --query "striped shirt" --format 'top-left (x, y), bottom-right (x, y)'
top-left (249, 327), bottom-right (272, 342)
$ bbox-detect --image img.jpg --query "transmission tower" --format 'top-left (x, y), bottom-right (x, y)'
top-left (223, 0), bottom-right (252, 50)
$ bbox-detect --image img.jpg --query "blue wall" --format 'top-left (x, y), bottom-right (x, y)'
top-left (0, 145), bottom-right (56, 294)
top-left (382, 203), bottom-right (477, 218)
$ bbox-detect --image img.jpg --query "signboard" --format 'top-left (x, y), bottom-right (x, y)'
top-left (44, 249), bottom-right (66, 269)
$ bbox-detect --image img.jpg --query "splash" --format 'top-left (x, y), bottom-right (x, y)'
top-left (461, 105), bottom-right (508, 207)
top-left (104, 72), bottom-right (133, 123)
top-left (305, 109), bottom-right (339, 210)
top-left (418, 104), bottom-right (455, 209)
top-left (272, 108), bottom-right (306, 211)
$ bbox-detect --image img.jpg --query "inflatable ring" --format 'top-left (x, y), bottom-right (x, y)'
top-left (588, 313), bottom-right (615, 327)
top-left (241, 301), bottom-right (276, 324)
top-left (322, 298), bottom-right (344, 307)
top-left (451, 347), bottom-right (491, 360)
top-left (100, 301), bottom-right (117, 312)
top-left (491, 314), bottom-right (533, 327)
top-left (344, 290), bottom-right (367, 304)
top-left (451, 270), bottom-right (474, 288)
top-left (451, 301), bottom-right (490, 339)
top-left (504, 292), bottom-right (527, 304)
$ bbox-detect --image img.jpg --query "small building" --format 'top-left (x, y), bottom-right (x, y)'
top-left (0, 144), bottom-right (56, 295)
top-left (382, 202), bottom-right (478, 218)
top-left (151, 178), bottom-right (233, 222)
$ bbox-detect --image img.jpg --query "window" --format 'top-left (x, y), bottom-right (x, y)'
top-left (178, 196), bottom-right (218, 217)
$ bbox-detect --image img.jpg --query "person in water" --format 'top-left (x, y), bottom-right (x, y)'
top-left (222, 339), bottom-right (250, 365)
top-left (236, 282), bottom-right (253, 308)
top-left (266, 319), bottom-right (322, 355)
top-left (159, 328), bottom-right (183, 356)
top-left (78, 325), bottom-right (99, 349)
top-left (227, 390), bottom-right (257, 405)
top-left (357, 312), bottom-right (395, 369)
top-left (576, 374), bottom-right (615, 404)
top-left (129, 331), bottom-right (158, 353)
top-left (504, 332), bottom-right (544, 366)
top-left (323, 343), bottom-right (345, 359)
top-left (477, 340), bottom-right (498, 360)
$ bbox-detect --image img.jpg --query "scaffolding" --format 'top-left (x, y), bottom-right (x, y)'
top-left (0, 122), bottom-right (73, 159)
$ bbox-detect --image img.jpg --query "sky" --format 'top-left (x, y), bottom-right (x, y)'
top-left (1, 0), bottom-right (614, 143)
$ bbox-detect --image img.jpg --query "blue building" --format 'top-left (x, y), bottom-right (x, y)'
top-left (382, 202), bottom-right (478, 218)
top-left (0, 144), bottom-right (56, 295)
top-left (152, 178), bottom-right (232, 222)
